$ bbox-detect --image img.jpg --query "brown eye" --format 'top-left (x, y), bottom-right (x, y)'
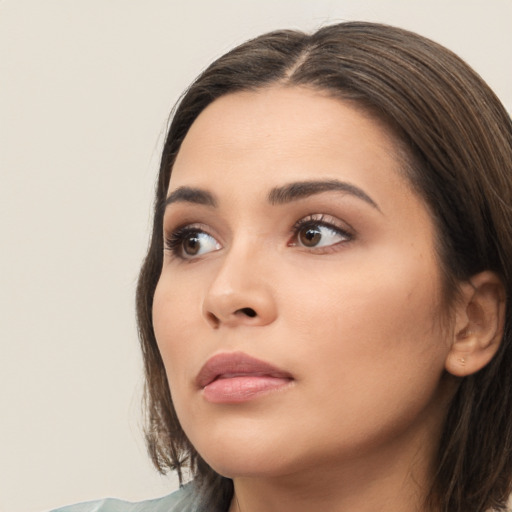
top-left (299, 227), bottom-right (322, 247)
top-left (166, 227), bottom-right (221, 259)
top-left (293, 219), bottom-right (352, 249)
top-left (180, 231), bottom-right (220, 257)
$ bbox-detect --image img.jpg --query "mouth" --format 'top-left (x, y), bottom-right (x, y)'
top-left (196, 351), bottom-right (294, 404)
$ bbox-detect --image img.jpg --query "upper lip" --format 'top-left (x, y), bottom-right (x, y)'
top-left (196, 351), bottom-right (293, 389)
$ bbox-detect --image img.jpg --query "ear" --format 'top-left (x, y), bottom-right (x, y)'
top-left (445, 271), bottom-right (506, 377)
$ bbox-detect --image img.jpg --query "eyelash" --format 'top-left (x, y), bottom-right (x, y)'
top-left (164, 224), bottom-right (214, 259)
top-left (164, 214), bottom-right (354, 260)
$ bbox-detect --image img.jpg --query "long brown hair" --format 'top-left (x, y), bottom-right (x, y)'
top-left (136, 22), bottom-right (512, 511)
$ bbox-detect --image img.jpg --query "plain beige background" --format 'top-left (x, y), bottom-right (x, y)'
top-left (1, 1), bottom-right (511, 511)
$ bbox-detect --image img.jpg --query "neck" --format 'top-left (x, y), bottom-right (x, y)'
top-left (230, 459), bottom-right (433, 512)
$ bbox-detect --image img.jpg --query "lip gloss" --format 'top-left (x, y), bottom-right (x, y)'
top-left (203, 374), bottom-right (292, 403)
top-left (196, 352), bottom-right (294, 404)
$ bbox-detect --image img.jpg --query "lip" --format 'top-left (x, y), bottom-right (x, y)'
top-left (196, 352), bottom-right (294, 404)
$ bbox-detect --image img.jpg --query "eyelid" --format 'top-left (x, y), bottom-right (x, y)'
top-left (292, 213), bottom-right (354, 232)
top-left (289, 213), bottom-right (355, 250)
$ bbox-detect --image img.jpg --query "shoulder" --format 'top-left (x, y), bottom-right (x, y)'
top-left (49, 484), bottom-right (204, 512)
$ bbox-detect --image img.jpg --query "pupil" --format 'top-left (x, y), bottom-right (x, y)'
top-left (301, 227), bottom-right (321, 247)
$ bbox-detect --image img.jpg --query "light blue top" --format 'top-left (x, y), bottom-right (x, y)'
top-left (50, 484), bottom-right (205, 512)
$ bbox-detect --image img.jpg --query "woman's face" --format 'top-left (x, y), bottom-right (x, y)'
top-left (153, 87), bottom-right (454, 480)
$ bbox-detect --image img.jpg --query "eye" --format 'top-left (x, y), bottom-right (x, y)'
top-left (165, 226), bottom-right (221, 259)
top-left (291, 215), bottom-right (353, 249)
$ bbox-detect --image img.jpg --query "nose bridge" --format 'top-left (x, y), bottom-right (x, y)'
top-left (202, 234), bottom-right (277, 328)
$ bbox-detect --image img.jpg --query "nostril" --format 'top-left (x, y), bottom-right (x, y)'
top-left (237, 307), bottom-right (257, 318)
top-left (206, 311), bottom-right (220, 328)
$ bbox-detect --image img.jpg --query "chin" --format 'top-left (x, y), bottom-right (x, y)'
top-left (189, 425), bottom-right (301, 479)
top-left (203, 450), bottom-right (295, 480)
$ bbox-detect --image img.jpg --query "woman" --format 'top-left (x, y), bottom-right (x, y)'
top-left (55, 22), bottom-right (512, 512)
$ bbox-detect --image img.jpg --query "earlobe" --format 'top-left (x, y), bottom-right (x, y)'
top-left (445, 271), bottom-right (506, 377)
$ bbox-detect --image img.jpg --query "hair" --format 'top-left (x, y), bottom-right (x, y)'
top-left (136, 21), bottom-right (512, 512)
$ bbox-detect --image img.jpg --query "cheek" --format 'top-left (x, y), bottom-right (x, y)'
top-left (287, 252), bottom-right (449, 394)
top-left (152, 274), bottom-right (201, 386)
top-left (280, 266), bottom-right (449, 453)
top-left (301, 242), bottom-right (443, 338)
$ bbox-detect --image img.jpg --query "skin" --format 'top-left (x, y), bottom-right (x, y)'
top-left (152, 86), bottom-right (463, 512)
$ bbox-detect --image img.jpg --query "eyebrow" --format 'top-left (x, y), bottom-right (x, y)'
top-left (164, 179), bottom-right (380, 212)
top-left (165, 186), bottom-right (217, 208)
top-left (268, 179), bottom-right (380, 211)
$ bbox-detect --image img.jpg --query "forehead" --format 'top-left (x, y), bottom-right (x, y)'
top-left (170, 86), bottom-right (405, 194)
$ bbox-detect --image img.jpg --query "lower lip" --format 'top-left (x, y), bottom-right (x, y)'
top-left (202, 375), bottom-right (292, 404)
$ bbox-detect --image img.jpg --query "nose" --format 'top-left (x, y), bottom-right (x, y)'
top-left (202, 243), bottom-right (278, 329)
